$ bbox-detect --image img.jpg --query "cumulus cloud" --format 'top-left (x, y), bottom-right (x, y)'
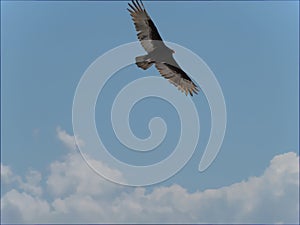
top-left (1, 128), bottom-right (299, 223)
top-left (1, 190), bottom-right (50, 223)
top-left (1, 165), bottom-right (42, 197)
top-left (106, 152), bottom-right (299, 223)
top-left (46, 152), bottom-right (123, 198)
top-left (19, 170), bottom-right (43, 197)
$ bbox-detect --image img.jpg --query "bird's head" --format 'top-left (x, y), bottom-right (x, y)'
top-left (171, 49), bottom-right (175, 54)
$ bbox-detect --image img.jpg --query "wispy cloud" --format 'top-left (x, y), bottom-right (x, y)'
top-left (1, 164), bottom-right (17, 184)
top-left (1, 128), bottom-right (299, 223)
top-left (56, 126), bottom-right (84, 151)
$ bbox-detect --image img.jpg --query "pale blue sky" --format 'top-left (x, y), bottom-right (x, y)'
top-left (1, 0), bottom-right (298, 194)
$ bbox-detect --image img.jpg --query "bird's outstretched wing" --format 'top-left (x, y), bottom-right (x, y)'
top-left (127, 0), bottom-right (165, 53)
top-left (155, 62), bottom-right (199, 96)
top-left (128, 0), bottom-right (199, 96)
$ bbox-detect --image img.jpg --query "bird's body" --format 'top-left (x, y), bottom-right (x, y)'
top-left (128, 0), bottom-right (199, 96)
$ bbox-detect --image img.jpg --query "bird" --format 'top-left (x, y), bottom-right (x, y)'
top-left (127, 0), bottom-right (199, 96)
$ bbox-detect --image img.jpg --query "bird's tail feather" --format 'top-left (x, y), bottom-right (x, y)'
top-left (135, 55), bottom-right (154, 70)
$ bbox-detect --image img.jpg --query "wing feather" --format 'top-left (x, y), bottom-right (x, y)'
top-left (155, 62), bottom-right (199, 96)
top-left (128, 0), bottom-right (199, 96)
top-left (128, 0), bottom-right (163, 53)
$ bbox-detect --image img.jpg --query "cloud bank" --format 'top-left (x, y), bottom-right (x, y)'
top-left (1, 128), bottom-right (299, 223)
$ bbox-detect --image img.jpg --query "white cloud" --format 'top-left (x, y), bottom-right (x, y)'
top-left (56, 126), bottom-right (84, 151)
top-left (49, 128), bottom-right (123, 197)
top-left (46, 152), bottom-right (123, 198)
top-left (1, 189), bottom-right (50, 223)
top-left (1, 165), bottom-right (42, 196)
top-left (19, 170), bottom-right (43, 196)
top-left (1, 164), bottom-right (17, 184)
top-left (1, 128), bottom-right (299, 223)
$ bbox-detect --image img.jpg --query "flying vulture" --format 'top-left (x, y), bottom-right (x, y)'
top-left (128, 0), bottom-right (199, 96)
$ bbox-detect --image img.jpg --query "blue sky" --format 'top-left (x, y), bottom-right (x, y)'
top-left (1, 1), bottom-right (299, 223)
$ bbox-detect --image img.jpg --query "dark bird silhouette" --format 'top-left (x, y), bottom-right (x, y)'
top-left (128, 0), bottom-right (199, 96)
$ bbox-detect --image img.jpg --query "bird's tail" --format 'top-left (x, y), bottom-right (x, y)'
top-left (135, 55), bottom-right (154, 70)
